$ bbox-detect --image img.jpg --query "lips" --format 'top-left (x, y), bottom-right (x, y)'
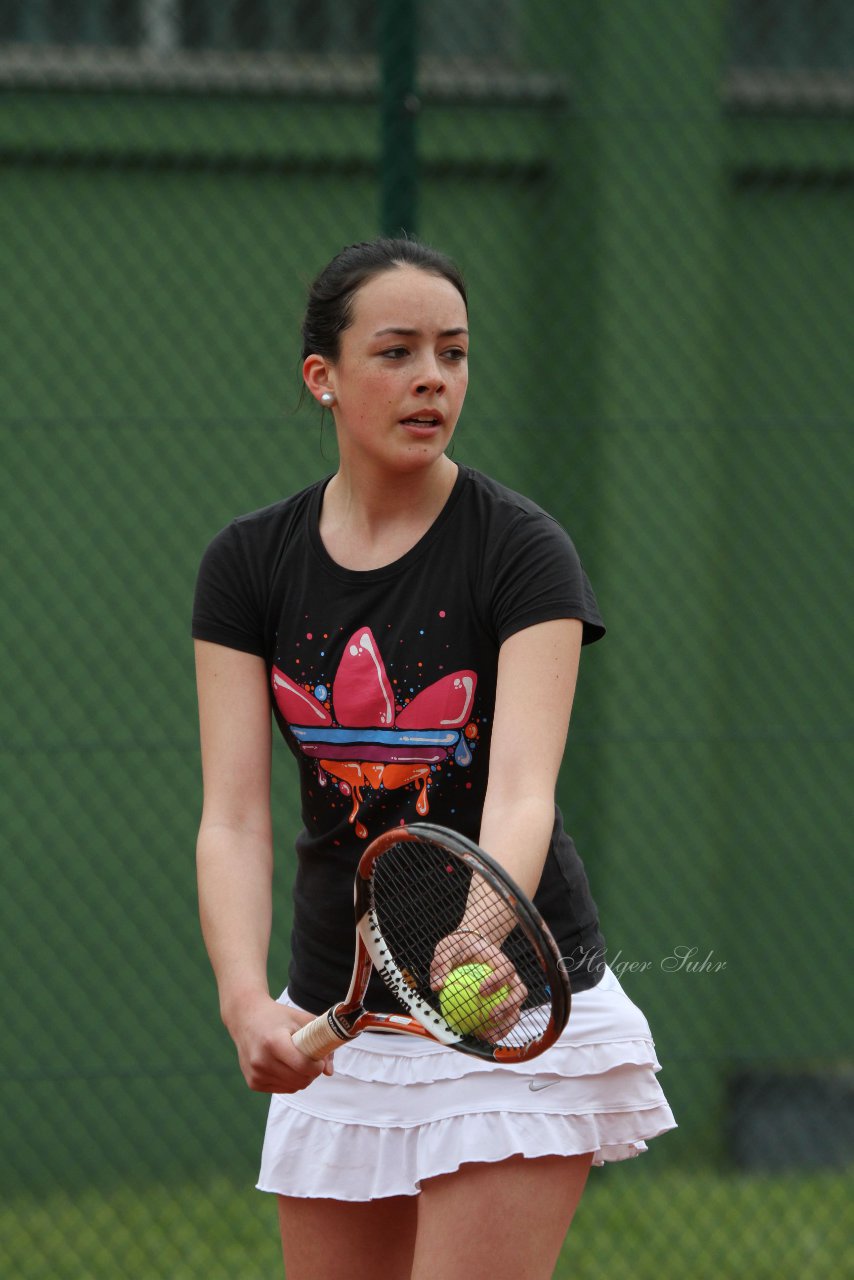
top-left (399, 409), bottom-right (444, 427)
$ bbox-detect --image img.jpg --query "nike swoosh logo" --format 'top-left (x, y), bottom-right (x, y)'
top-left (528, 1078), bottom-right (560, 1092)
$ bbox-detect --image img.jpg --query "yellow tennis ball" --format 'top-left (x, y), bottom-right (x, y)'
top-left (439, 963), bottom-right (509, 1035)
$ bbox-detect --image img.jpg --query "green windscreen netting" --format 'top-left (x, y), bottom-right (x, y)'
top-left (2, 3), bottom-right (851, 1277)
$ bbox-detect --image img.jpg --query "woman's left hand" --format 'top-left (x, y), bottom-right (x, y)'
top-left (430, 931), bottom-right (528, 1037)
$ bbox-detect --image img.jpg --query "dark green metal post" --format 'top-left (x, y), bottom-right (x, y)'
top-left (378, 0), bottom-right (419, 236)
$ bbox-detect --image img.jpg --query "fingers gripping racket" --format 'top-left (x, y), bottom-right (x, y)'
top-left (292, 823), bottom-right (570, 1064)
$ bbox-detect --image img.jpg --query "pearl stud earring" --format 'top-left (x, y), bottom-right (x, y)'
top-left (320, 391), bottom-right (336, 407)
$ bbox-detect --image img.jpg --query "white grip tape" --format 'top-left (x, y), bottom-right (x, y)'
top-left (292, 1011), bottom-right (349, 1060)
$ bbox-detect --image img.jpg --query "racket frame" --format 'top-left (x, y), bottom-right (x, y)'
top-left (292, 822), bottom-right (571, 1063)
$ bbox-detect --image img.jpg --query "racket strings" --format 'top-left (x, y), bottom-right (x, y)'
top-left (370, 838), bottom-right (554, 1050)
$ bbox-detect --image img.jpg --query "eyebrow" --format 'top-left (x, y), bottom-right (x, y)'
top-left (373, 327), bottom-right (469, 338)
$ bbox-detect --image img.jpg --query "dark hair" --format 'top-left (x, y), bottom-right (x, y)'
top-left (301, 237), bottom-right (468, 363)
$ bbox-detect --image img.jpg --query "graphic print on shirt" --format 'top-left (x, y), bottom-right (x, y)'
top-left (272, 626), bottom-right (478, 838)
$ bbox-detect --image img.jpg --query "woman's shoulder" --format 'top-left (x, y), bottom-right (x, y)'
top-left (193, 477), bottom-right (330, 652)
top-left (458, 466), bottom-right (567, 535)
top-left (203, 476), bottom-right (328, 560)
top-left (229, 475), bottom-right (328, 536)
top-left (457, 467), bottom-right (605, 646)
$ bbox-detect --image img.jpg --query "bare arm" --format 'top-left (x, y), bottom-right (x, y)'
top-left (478, 617), bottom-right (582, 895)
top-left (431, 619), bottom-right (583, 1000)
top-left (195, 639), bottom-right (331, 1090)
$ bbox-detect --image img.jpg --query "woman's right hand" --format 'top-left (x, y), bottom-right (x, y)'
top-left (195, 643), bottom-right (332, 1096)
top-left (224, 992), bottom-right (334, 1094)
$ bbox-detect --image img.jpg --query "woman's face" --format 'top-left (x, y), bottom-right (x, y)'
top-left (326, 265), bottom-right (469, 475)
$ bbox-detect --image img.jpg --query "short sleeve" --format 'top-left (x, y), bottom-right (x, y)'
top-left (191, 521), bottom-right (266, 657)
top-left (489, 512), bottom-right (605, 647)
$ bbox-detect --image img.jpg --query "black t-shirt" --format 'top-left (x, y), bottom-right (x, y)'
top-left (193, 464), bottom-right (607, 1012)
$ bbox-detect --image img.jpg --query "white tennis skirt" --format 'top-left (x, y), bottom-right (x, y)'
top-left (257, 966), bottom-right (676, 1201)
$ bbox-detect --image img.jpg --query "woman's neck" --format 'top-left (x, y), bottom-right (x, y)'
top-left (319, 457), bottom-right (459, 570)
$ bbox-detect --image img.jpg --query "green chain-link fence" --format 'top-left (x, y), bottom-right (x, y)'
top-left (2, 3), bottom-right (852, 1276)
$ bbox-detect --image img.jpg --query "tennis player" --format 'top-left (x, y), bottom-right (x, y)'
top-left (193, 237), bottom-right (675, 1279)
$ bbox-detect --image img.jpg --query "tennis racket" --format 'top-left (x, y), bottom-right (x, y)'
top-left (292, 822), bottom-right (570, 1063)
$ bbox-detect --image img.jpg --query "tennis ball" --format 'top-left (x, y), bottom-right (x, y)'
top-left (439, 963), bottom-right (509, 1036)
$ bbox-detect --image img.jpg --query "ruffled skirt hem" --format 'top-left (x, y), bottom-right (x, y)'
top-left (256, 967), bottom-right (676, 1199)
top-left (257, 1102), bottom-right (676, 1200)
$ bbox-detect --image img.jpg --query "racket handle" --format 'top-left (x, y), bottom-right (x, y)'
top-left (292, 1011), bottom-right (350, 1060)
